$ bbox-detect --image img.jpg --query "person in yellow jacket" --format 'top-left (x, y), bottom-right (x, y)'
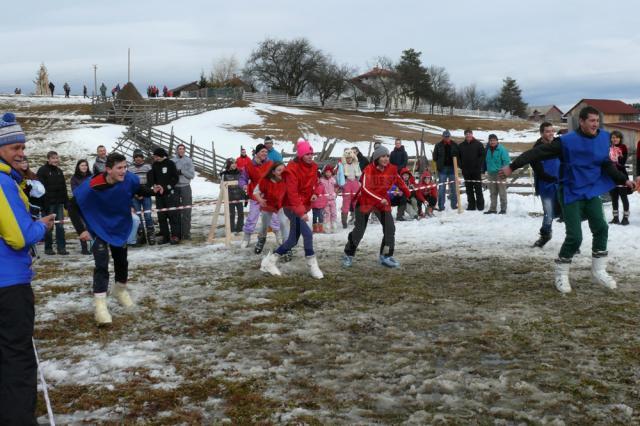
top-left (0, 112), bottom-right (55, 424)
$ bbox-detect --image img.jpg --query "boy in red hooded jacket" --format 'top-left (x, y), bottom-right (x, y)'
top-left (261, 138), bottom-right (323, 279)
top-left (342, 145), bottom-right (411, 268)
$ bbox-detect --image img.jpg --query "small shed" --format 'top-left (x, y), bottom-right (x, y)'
top-left (565, 99), bottom-right (640, 129)
top-left (526, 105), bottom-right (564, 123)
top-left (170, 81), bottom-right (201, 97)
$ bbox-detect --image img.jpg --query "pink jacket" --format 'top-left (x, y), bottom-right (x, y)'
top-left (310, 181), bottom-right (328, 209)
top-left (319, 176), bottom-right (336, 201)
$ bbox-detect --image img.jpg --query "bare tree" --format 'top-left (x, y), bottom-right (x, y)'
top-left (426, 65), bottom-right (453, 113)
top-left (309, 58), bottom-right (353, 106)
top-left (210, 55), bottom-right (240, 87)
top-left (462, 83), bottom-right (486, 110)
top-left (244, 38), bottom-right (324, 96)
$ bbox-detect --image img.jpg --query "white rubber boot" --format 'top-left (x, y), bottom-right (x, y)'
top-left (275, 231), bottom-right (283, 246)
top-left (306, 255), bottom-right (324, 279)
top-left (554, 261), bottom-right (571, 294)
top-left (591, 256), bottom-right (617, 289)
top-left (94, 294), bottom-right (112, 324)
top-left (112, 282), bottom-right (134, 308)
top-left (240, 233), bottom-right (251, 248)
top-left (260, 251), bottom-right (282, 276)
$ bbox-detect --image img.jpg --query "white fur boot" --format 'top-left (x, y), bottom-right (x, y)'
top-left (112, 282), bottom-right (134, 308)
top-left (591, 256), bottom-right (616, 289)
top-left (260, 251), bottom-right (282, 276)
top-left (306, 255), bottom-right (324, 279)
top-left (94, 294), bottom-right (112, 324)
top-left (240, 233), bottom-right (251, 248)
top-left (554, 261), bottom-right (571, 294)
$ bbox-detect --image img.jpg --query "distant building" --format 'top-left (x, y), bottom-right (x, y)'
top-left (526, 105), bottom-right (564, 123)
top-left (170, 81), bottom-right (201, 97)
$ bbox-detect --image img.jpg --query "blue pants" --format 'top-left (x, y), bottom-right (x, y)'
top-left (312, 208), bottom-right (324, 224)
top-left (540, 193), bottom-right (556, 236)
top-left (275, 208), bottom-right (314, 257)
top-left (132, 197), bottom-right (154, 231)
top-left (127, 214), bottom-right (141, 245)
top-left (437, 168), bottom-right (458, 210)
top-left (44, 203), bottom-right (66, 251)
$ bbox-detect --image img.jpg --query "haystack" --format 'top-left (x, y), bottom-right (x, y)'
top-left (117, 82), bottom-right (144, 102)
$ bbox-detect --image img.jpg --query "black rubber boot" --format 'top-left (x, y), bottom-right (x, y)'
top-left (533, 233), bottom-right (552, 248)
top-left (254, 236), bottom-right (266, 255)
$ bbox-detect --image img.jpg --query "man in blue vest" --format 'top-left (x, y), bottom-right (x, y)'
top-left (530, 122), bottom-right (561, 248)
top-left (0, 112), bottom-right (55, 424)
top-left (501, 106), bottom-right (636, 293)
top-left (69, 153), bottom-right (160, 325)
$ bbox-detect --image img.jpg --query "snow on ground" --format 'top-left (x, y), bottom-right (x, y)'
top-left (0, 94), bottom-right (93, 106)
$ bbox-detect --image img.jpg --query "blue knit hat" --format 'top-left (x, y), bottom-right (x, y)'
top-left (0, 113), bottom-right (25, 147)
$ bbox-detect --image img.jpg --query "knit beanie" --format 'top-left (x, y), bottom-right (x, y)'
top-left (296, 138), bottom-right (313, 158)
top-left (255, 143), bottom-right (267, 154)
top-left (153, 147), bottom-right (168, 158)
top-left (0, 113), bottom-right (25, 147)
top-left (133, 149), bottom-right (144, 159)
top-left (372, 145), bottom-right (390, 162)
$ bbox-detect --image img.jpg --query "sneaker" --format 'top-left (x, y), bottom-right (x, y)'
top-left (533, 234), bottom-right (551, 248)
top-left (254, 236), bottom-right (266, 255)
top-left (484, 211), bottom-right (497, 215)
top-left (342, 254), bottom-right (353, 268)
top-left (379, 255), bottom-right (400, 268)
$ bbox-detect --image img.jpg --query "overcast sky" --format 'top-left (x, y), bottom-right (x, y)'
top-left (3, 0), bottom-right (639, 109)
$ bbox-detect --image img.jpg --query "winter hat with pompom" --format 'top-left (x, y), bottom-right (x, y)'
top-left (296, 138), bottom-right (313, 158)
top-left (0, 112), bottom-right (26, 147)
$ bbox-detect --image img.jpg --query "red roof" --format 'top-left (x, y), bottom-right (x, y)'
top-left (355, 67), bottom-right (396, 79)
top-left (567, 99), bottom-right (640, 115)
top-left (606, 122), bottom-right (640, 131)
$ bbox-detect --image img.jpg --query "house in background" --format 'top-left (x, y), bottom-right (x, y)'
top-left (526, 105), bottom-right (564, 123)
top-left (171, 81), bottom-right (201, 97)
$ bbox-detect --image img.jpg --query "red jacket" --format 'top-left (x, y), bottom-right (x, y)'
top-left (418, 170), bottom-right (437, 199)
top-left (257, 177), bottom-right (286, 213)
top-left (282, 159), bottom-right (318, 217)
top-left (310, 182), bottom-right (328, 209)
top-left (356, 163), bottom-right (411, 213)
top-left (244, 159), bottom-right (273, 201)
top-left (236, 155), bottom-right (251, 171)
top-left (398, 168), bottom-right (426, 203)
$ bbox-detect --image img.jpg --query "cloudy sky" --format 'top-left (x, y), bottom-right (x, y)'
top-left (3, 0), bottom-right (639, 108)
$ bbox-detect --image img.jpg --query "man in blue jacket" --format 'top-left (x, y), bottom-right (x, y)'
top-left (0, 112), bottom-right (55, 424)
top-left (264, 136), bottom-right (283, 162)
top-left (501, 106), bottom-right (636, 293)
top-left (69, 153), bottom-right (159, 325)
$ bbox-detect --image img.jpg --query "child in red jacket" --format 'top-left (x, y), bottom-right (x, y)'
top-left (310, 170), bottom-right (328, 233)
top-left (417, 170), bottom-right (438, 217)
top-left (397, 167), bottom-right (426, 220)
top-left (343, 146), bottom-right (411, 268)
top-left (252, 162), bottom-right (288, 254)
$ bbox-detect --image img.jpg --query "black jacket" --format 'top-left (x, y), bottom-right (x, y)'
top-left (220, 169), bottom-right (246, 202)
top-left (458, 139), bottom-right (485, 174)
top-left (148, 159), bottom-right (179, 195)
top-left (432, 140), bottom-right (460, 172)
top-left (36, 163), bottom-right (68, 205)
top-left (356, 152), bottom-right (369, 171)
top-left (390, 146), bottom-right (408, 170)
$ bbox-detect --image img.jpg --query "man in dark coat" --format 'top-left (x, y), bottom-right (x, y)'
top-left (36, 151), bottom-right (69, 254)
top-left (432, 130), bottom-right (460, 210)
top-left (389, 138), bottom-right (408, 173)
top-left (148, 148), bottom-right (180, 244)
top-left (458, 129), bottom-right (485, 210)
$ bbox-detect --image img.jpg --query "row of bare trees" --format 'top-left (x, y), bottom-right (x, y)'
top-left (200, 38), bottom-right (527, 117)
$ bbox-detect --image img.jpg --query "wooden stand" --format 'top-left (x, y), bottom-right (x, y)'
top-left (453, 157), bottom-right (463, 214)
top-left (207, 180), bottom-right (238, 246)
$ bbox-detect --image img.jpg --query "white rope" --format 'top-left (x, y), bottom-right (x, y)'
top-left (32, 338), bottom-right (55, 426)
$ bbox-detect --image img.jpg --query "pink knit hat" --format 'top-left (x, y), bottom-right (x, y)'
top-left (296, 138), bottom-right (313, 158)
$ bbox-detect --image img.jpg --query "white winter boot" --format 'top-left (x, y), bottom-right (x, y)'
top-left (554, 260), bottom-right (571, 294)
top-left (260, 251), bottom-right (282, 276)
top-left (94, 294), bottom-right (112, 324)
top-left (591, 256), bottom-right (617, 289)
top-left (112, 282), bottom-right (134, 308)
top-left (305, 255), bottom-right (324, 279)
top-left (240, 233), bottom-right (251, 248)
top-left (275, 231), bottom-right (283, 246)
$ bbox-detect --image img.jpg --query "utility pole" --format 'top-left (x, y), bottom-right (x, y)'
top-left (93, 64), bottom-right (97, 99)
top-left (127, 48), bottom-right (131, 82)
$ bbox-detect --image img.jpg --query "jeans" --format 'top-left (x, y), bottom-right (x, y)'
top-left (44, 202), bottom-right (66, 251)
top-left (312, 208), bottom-right (324, 224)
top-left (92, 237), bottom-right (128, 294)
top-left (132, 196), bottom-right (154, 231)
top-left (437, 168), bottom-right (457, 210)
top-left (344, 204), bottom-right (396, 257)
top-left (0, 285), bottom-right (37, 425)
top-left (127, 214), bottom-right (141, 245)
top-left (540, 192), bottom-right (556, 236)
top-left (275, 208), bottom-right (314, 257)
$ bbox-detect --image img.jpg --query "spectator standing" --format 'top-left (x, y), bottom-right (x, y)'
top-left (264, 136), bottom-right (283, 162)
top-left (63, 82), bottom-right (71, 98)
top-left (458, 129), bottom-right (486, 210)
top-left (338, 148), bottom-right (361, 228)
top-left (37, 151), bottom-right (69, 254)
top-left (485, 134), bottom-right (510, 214)
top-left (148, 148), bottom-right (180, 244)
top-left (236, 147), bottom-right (251, 171)
top-left (100, 82), bottom-right (107, 100)
top-left (128, 150), bottom-right (155, 245)
top-left (18, 156), bottom-right (45, 219)
top-left (48, 81), bottom-right (55, 96)
top-left (432, 130), bottom-right (460, 211)
top-left (352, 146), bottom-right (369, 172)
top-left (70, 159), bottom-right (93, 254)
top-left (83, 85), bottom-right (88, 98)
top-left (172, 144), bottom-right (195, 240)
top-left (389, 138), bottom-right (408, 173)
top-left (0, 112), bottom-right (55, 425)
top-left (220, 158), bottom-right (245, 234)
top-left (608, 130), bottom-right (631, 225)
top-left (93, 145), bottom-right (108, 175)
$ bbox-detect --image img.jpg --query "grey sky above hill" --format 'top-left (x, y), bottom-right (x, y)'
top-left (3, 0), bottom-right (639, 108)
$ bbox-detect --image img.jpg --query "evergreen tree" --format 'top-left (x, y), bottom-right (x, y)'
top-left (198, 71), bottom-right (209, 89)
top-left (497, 77), bottom-right (527, 117)
top-left (396, 48), bottom-right (431, 110)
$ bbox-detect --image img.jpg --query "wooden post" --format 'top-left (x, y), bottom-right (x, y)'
top-left (223, 182), bottom-right (233, 247)
top-left (453, 157), bottom-right (463, 214)
top-left (211, 141), bottom-right (218, 179)
top-left (189, 136), bottom-right (194, 158)
top-left (207, 186), bottom-right (223, 243)
top-left (367, 141), bottom-right (373, 158)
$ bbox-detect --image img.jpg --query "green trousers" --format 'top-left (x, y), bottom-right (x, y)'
top-left (558, 188), bottom-right (608, 260)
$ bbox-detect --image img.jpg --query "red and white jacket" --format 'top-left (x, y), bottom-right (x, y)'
top-left (254, 178), bottom-right (286, 213)
top-left (355, 163), bottom-right (411, 213)
top-left (282, 159), bottom-right (318, 217)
